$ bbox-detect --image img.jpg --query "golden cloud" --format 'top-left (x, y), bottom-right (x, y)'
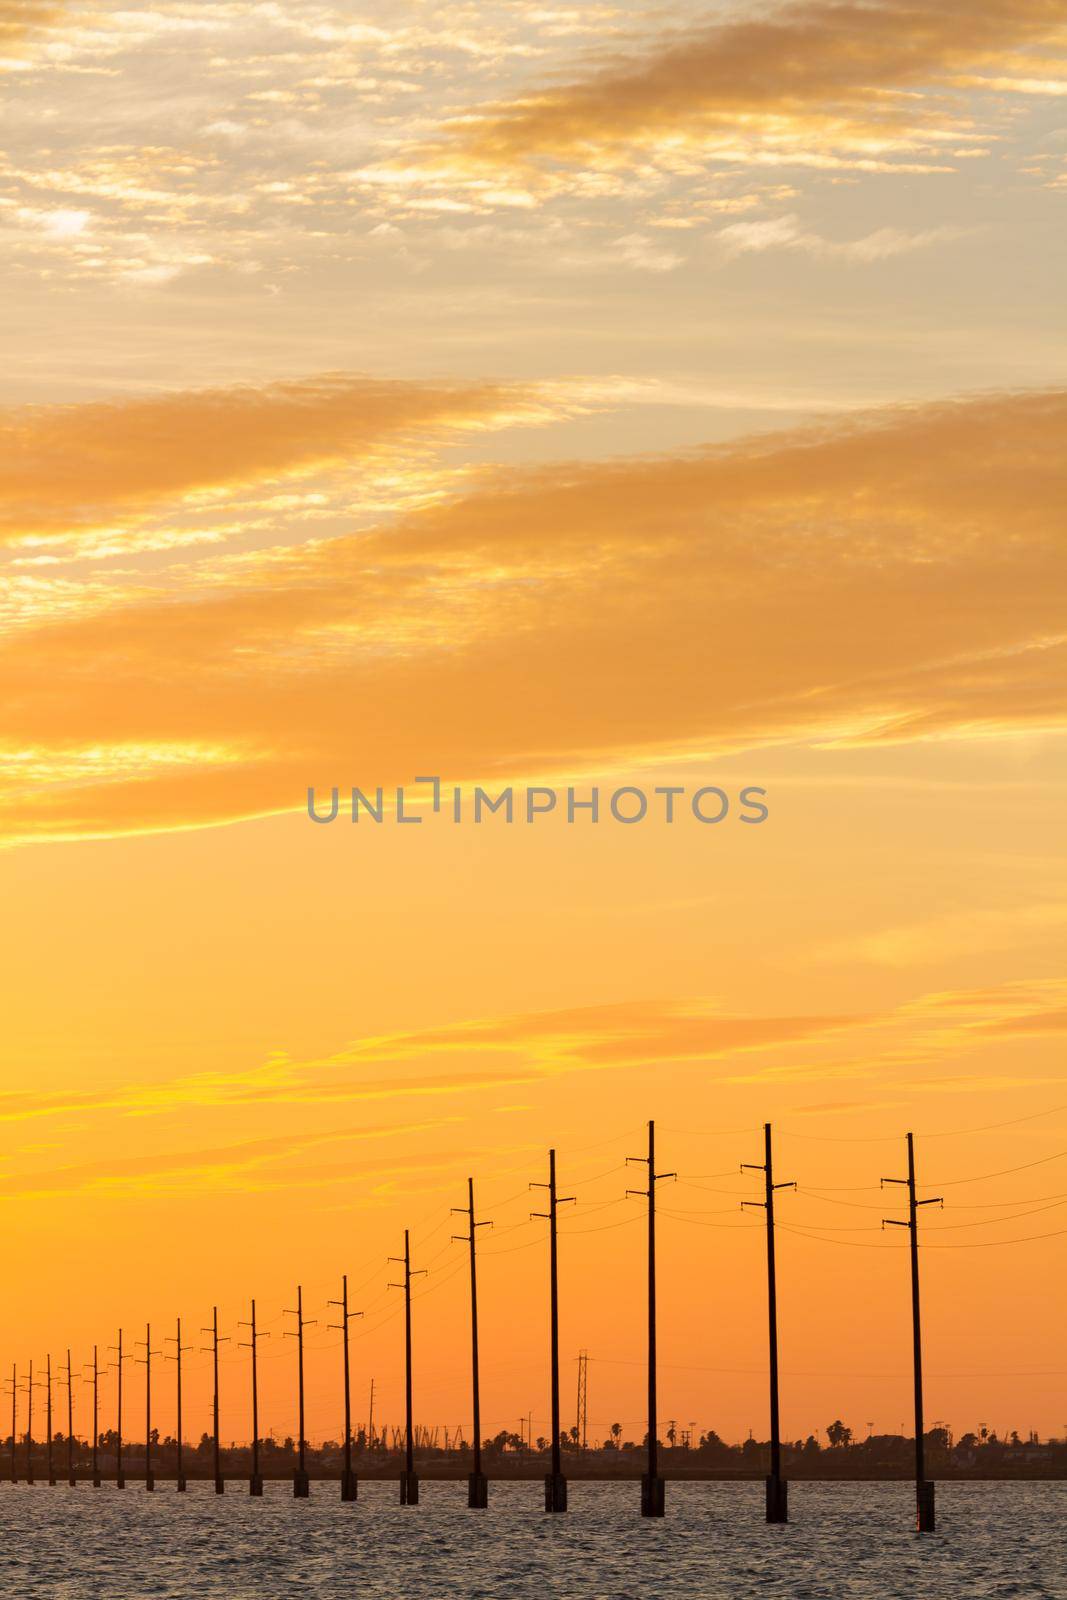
top-left (0, 373), bottom-right (560, 546)
top-left (0, 386), bottom-right (1063, 842)
top-left (432, 0), bottom-right (1067, 171)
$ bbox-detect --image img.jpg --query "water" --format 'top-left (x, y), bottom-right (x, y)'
top-left (2, 1481), bottom-right (1064, 1599)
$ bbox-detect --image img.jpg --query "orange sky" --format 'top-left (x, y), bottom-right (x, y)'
top-left (0, 0), bottom-right (1065, 1450)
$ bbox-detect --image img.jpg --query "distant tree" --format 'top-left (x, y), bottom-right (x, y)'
top-left (826, 1420), bottom-right (852, 1449)
top-left (610, 1423), bottom-right (622, 1448)
top-left (535, 1437), bottom-right (548, 1452)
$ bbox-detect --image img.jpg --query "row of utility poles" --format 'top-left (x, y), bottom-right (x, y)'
top-left (2, 1129), bottom-right (941, 1532)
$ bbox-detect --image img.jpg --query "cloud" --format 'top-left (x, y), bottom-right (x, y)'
top-left (0, 1001), bottom-right (858, 1132)
top-left (716, 212), bottom-right (965, 261)
top-left (0, 373), bottom-right (570, 548)
top-left (0, 1119), bottom-right (455, 1200)
top-left (0, 385), bottom-right (1063, 843)
top-left (427, 0), bottom-right (1067, 175)
top-left (0, 1), bottom-right (60, 50)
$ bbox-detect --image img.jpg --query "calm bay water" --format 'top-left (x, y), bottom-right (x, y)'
top-left (2, 1481), bottom-right (1064, 1600)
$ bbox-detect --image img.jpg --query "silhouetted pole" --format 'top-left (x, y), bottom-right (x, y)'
top-left (164, 1320), bottom-right (190, 1491)
top-left (532, 1149), bottom-right (574, 1512)
top-left (328, 1276), bottom-right (363, 1502)
top-left (82, 1347), bottom-right (100, 1486)
top-left (389, 1230), bottom-right (426, 1504)
top-left (238, 1300), bottom-right (269, 1496)
top-left (883, 1132), bottom-right (942, 1533)
top-left (24, 1362), bottom-right (33, 1484)
top-left (108, 1329), bottom-right (128, 1488)
top-left (453, 1176), bottom-right (492, 1507)
top-left (743, 1122), bottom-right (795, 1523)
top-left (201, 1308), bottom-right (227, 1493)
top-left (44, 1355), bottom-right (55, 1485)
top-left (628, 1120), bottom-right (675, 1517)
top-left (63, 1350), bottom-right (75, 1487)
top-left (284, 1286), bottom-right (315, 1497)
top-left (135, 1325), bottom-right (159, 1490)
top-left (6, 1363), bottom-right (16, 1483)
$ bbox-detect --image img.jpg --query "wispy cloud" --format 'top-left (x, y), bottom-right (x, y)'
top-left (0, 385), bottom-right (1063, 843)
top-left (422, 0), bottom-right (1067, 181)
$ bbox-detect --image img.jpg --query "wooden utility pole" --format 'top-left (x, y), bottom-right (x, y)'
top-left (24, 1362), bottom-right (33, 1484)
top-left (532, 1149), bottom-right (574, 1512)
top-left (628, 1120), bottom-right (675, 1517)
top-left (108, 1330), bottom-right (127, 1488)
top-left (165, 1320), bottom-right (190, 1491)
top-left (238, 1300), bottom-right (269, 1496)
top-left (63, 1351), bottom-right (76, 1487)
top-left (452, 1177), bottom-right (491, 1507)
top-left (743, 1123), bottom-right (795, 1523)
top-left (135, 1325), bottom-right (160, 1490)
top-left (284, 1286), bottom-right (315, 1497)
top-left (43, 1355), bottom-right (56, 1485)
top-left (83, 1348), bottom-right (101, 1486)
top-left (327, 1276), bottom-right (363, 1501)
top-left (6, 1364), bottom-right (16, 1483)
top-left (201, 1308), bottom-right (228, 1494)
top-left (389, 1231), bottom-right (425, 1504)
top-left (883, 1132), bottom-right (942, 1532)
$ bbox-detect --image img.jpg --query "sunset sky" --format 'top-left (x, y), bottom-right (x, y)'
top-left (1, 0), bottom-right (1065, 1454)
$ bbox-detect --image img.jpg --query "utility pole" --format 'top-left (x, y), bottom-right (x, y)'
top-left (883, 1132), bottom-right (943, 1533)
top-left (24, 1362), bottom-right (33, 1484)
top-left (575, 1351), bottom-right (588, 1454)
top-left (389, 1230), bottom-right (426, 1504)
top-left (164, 1320), bottom-right (190, 1491)
top-left (453, 1177), bottom-right (492, 1508)
top-left (283, 1286), bottom-right (316, 1497)
top-left (62, 1351), bottom-right (76, 1487)
top-left (238, 1300), bottom-right (269, 1496)
top-left (5, 1364), bottom-right (16, 1484)
top-left (742, 1122), bottom-right (795, 1523)
top-left (532, 1149), bottom-right (574, 1512)
top-left (367, 1377), bottom-right (375, 1449)
top-left (83, 1348), bottom-right (101, 1487)
top-left (108, 1330), bottom-right (128, 1488)
top-left (628, 1120), bottom-right (675, 1517)
top-left (327, 1276), bottom-right (363, 1501)
top-left (201, 1308), bottom-right (228, 1494)
top-left (43, 1355), bottom-right (56, 1485)
top-left (135, 1325), bottom-right (160, 1490)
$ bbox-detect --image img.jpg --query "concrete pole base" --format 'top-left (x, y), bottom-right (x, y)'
top-left (766, 1475), bottom-right (788, 1523)
top-left (176, 1475), bottom-right (186, 1492)
top-left (48, 1475), bottom-right (57, 1487)
top-left (399, 1470), bottom-right (419, 1505)
top-left (917, 1479), bottom-right (936, 1533)
top-left (116, 1474), bottom-right (125, 1490)
top-left (145, 1472), bottom-right (155, 1492)
top-left (340, 1470), bottom-right (358, 1502)
top-left (293, 1470), bottom-right (310, 1498)
top-left (249, 1474), bottom-right (264, 1497)
top-left (544, 1473), bottom-right (568, 1513)
top-left (68, 1476), bottom-right (76, 1488)
top-left (467, 1471), bottom-right (488, 1508)
top-left (214, 1475), bottom-right (224, 1495)
top-left (92, 1475), bottom-right (101, 1489)
top-left (641, 1473), bottom-right (665, 1517)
